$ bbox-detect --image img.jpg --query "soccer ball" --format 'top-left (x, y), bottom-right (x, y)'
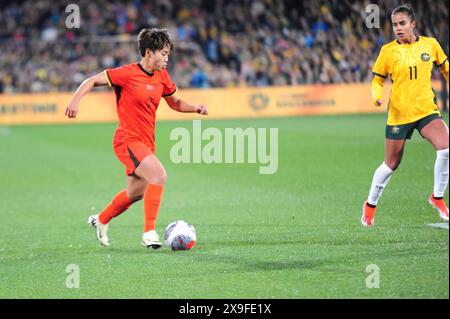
top-left (164, 220), bottom-right (197, 251)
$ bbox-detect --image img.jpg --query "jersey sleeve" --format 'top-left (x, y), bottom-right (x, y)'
top-left (104, 65), bottom-right (130, 87)
top-left (372, 46), bottom-right (389, 79)
top-left (161, 69), bottom-right (177, 97)
top-left (433, 38), bottom-right (448, 67)
top-left (371, 75), bottom-right (384, 105)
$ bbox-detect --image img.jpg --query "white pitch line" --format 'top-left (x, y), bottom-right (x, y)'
top-left (427, 223), bottom-right (449, 230)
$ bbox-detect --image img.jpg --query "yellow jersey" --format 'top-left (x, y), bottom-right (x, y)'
top-left (372, 36), bottom-right (449, 125)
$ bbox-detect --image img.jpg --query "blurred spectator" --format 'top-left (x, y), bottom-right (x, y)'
top-left (0, 0), bottom-right (448, 93)
top-left (190, 68), bottom-right (209, 88)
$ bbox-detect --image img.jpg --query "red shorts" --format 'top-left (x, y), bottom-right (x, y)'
top-left (113, 140), bottom-right (154, 176)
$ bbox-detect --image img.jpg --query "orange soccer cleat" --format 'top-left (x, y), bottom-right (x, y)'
top-left (361, 201), bottom-right (377, 227)
top-left (429, 194), bottom-right (449, 222)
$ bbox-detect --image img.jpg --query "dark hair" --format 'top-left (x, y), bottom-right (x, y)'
top-left (391, 4), bottom-right (416, 21)
top-left (138, 28), bottom-right (173, 57)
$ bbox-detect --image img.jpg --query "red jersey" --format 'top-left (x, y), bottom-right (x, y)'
top-left (104, 63), bottom-right (177, 148)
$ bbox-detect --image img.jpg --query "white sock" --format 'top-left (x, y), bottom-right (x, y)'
top-left (367, 162), bottom-right (394, 206)
top-left (434, 148), bottom-right (449, 198)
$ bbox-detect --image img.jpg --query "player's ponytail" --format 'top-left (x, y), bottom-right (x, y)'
top-left (391, 4), bottom-right (416, 22)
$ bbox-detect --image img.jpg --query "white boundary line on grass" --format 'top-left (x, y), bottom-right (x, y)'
top-left (427, 223), bottom-right (449, 230)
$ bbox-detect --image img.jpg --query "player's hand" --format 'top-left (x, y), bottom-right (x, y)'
top-left (195, 104), bottom-right (208, 115)
top-left (374, 99), bottom-right (383, 107)
top-left (65, 101), bottom-right (79, 118)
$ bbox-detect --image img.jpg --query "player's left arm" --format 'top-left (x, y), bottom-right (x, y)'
top-left (164, 94), bottom-right (208, 115)
top-left (438, 60), bottom-right (449, 82)
top-left (433, 39), bottom-right (449, 82)
top-left (162, 69), bottom-right (208, 115)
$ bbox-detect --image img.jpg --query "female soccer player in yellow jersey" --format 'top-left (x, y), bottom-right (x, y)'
top-left (361, 5), bottom-right (449, 226)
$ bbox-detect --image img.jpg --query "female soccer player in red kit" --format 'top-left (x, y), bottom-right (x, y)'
top-left (65, 28), bottom-right (208, 248)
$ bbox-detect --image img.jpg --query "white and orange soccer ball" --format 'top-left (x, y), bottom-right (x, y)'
top-left (164, 220), bottom-right (197, 251)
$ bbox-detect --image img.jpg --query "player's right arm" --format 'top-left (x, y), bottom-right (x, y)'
top-left (65, 72), bottom-right (108, 118)
top-left (371, 46), bottom-right (389, 107)
top-left (371, 76), bottom-right (384, 107)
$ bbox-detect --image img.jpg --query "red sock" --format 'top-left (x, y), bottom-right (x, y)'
top-left (144, 184), bottom-right (164, 232)
top-left (98, 190), bottom-right (133, 224)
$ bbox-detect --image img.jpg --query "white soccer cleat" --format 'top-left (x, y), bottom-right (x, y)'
top-left (141, 230), bottom-right (162, 249)
top-left (88, 214), bottom-right (110, 246)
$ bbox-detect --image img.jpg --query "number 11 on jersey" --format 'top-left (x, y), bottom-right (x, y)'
top-left (409, 66), bottom-right (417, 80)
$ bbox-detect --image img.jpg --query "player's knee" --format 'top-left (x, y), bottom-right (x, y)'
top-left (434, 140), bottom-right (449, 150)
top-left (149, 172), bottom-right (167, 186)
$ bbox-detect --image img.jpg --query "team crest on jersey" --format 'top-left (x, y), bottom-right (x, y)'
top-left (391, 126), bottom-right (400, 135)
top-left (421, 53), bottom-right (430, 62)
top-left (146, 84), bottom-right (154, 91)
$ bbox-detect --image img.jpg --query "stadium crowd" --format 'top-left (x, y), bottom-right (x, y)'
top-left (0, 0), bottom-right (448, 93)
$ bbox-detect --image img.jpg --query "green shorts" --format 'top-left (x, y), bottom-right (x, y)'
top-left (385, 113), bottom-right (442, 140)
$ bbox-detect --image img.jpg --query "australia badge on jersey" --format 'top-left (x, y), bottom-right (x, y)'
top-left (421, 53), bottom-right (431, 62)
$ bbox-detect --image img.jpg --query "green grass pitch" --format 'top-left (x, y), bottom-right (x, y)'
top-left (0, 113), bottom-right (448, 298)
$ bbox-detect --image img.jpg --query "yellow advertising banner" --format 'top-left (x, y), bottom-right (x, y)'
top-left (0, 82), bottom-right (445, 125)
